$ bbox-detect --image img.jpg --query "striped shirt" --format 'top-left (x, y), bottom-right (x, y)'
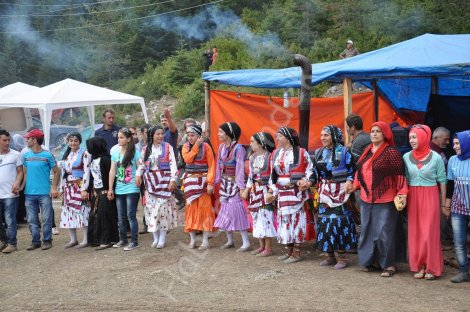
top-left (447, 155), bottom-right (470, 215)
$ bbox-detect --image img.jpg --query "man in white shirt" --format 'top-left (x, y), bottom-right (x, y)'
top-left (0, 129), bottom-right (23, 253)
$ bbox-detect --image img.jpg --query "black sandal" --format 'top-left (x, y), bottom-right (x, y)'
top-left (362, 265), bottom-right (380, 272)
top-left (380, 268), bottom-right (396, 277)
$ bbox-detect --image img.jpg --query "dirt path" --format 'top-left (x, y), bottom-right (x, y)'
top-left (1, 203), bottom-right (469, 311)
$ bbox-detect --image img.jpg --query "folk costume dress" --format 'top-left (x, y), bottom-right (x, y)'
top-left (88, 153), bottom-right (119, 246)
top-left (182, 141), bottom-right (216, 233)
top-left (138, 142), bottom-right (178, 232)
top-left (354, 121), bottom-right (408, 270)
top-left (246, 151), bottom-right (277, 239)
top-left (214, 142), bottom-right (251, 231)
top-left (59, 147), bottom-right (91, 229)
top-left (404, 125), bottom-right (446, 277)
top-left (314, 127), bottom-right (357, 253)
top-left (270, 146), bottom-right (315, 244)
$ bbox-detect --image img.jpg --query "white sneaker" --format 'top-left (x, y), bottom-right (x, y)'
top-left (52, 227), bottom-right (60, 235)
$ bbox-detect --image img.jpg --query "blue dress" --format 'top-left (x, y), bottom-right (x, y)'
top-left (314, 145), bottom-right (357, 252)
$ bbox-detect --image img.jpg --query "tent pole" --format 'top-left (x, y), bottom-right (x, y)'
top-left (372, 80), bottom-right (379, 121)
top-left (204, 80), bottom-right (211, 136)
top-left (293, 54), bottom-right (312, 149)
top-left (343, 78), bottom-right (352, 145)
top-left (431, 76), bottom-right (439, 94)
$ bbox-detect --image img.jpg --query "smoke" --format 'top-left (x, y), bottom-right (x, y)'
top-left (153, 6), bottom-right (290, 58)
top-left (4, 17), bottom-right (55, 57)
top-left (0, 2), bottom-right (100, 75)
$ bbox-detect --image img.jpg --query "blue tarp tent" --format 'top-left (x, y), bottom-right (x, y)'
top-left (202, 34), bottom-right (470, 113)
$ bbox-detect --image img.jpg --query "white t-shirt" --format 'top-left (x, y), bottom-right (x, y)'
top-left (0, 149), bottom-right (23, 198)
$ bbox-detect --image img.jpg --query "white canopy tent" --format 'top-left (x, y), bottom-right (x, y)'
top-left (0, 78), bottom-right (149, 149)
top-left (0, 82), bottom-right (40, 98)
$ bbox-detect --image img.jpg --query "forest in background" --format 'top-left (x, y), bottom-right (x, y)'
top-left (1, 0), bottom-right (469, 122)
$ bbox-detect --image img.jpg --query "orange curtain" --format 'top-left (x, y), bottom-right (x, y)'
top-left (209, 90), bottom-right (405, 151)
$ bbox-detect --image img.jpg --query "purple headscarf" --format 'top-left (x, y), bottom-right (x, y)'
top-left (456, 130), bottom-right (470, 160)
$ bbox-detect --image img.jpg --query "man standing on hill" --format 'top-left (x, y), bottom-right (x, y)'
top-left (0, 129), bottom-right (23, 253)
top-left (339, 40), bottom-right (360, 59)
top-left (22, 129), bottom-right (60, 251)
top-left (95, 108), bottom-right (121, 152)
top-left (203, 48), bottom-right (213, 71)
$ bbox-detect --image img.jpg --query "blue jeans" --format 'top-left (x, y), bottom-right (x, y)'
top-left (451, 212), bottom-right (470, 273)
top-left (116, 193), bottom-right (140, 244)
top-left (0, 197), bottom-right (18, 245)
top-left (25, 195), bottom-right (53, 245)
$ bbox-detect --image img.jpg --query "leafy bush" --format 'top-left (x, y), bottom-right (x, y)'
top-left (174, 80), bottom-right (205, 119)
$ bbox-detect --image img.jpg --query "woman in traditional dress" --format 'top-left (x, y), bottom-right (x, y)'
top-left (314, 125), bottom-right (357, 269)
top-left (135, 125), bottom-right (178, 249)
top-left (241, 132), bottom-right (277, 257)
top-left (351, 121), bottom-right (408, 277)
top-left (59, 132), bottom-right (91, 249)
top-left (108, 128), bottom-right (141, 251)
top-left (181, 125), bottom-right (216, 250)
top-left (86, 136), bottom-right (119, 250)
top-left (404, 124), bottom-right (446, 280)
top-left (445, 130), bottom-right (470, 283)
top-left (267, 127), bottom-right (315, 263)
top-left (214, 122), bottom-right (251, 251)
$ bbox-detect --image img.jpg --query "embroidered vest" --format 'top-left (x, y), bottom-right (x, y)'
top-left (250, 152), bottom-right (271, 185)
top-left (219, 143), bottom-right (242, 177)
top-left (185, 143), bottom-right (208, 173)
top-left (155, 143), bottom-right (171, 171)
top-left (71, 147), bottom-right (86, 178)
top-left (315, 146), bottom-right (349, 182)
top-left (273, 147), bottom-right (307, 183)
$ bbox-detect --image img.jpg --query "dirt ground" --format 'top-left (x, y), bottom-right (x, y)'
top-left (1, 201), bottom-right (470, 312)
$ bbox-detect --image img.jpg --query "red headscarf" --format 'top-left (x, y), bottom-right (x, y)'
top-left (357, 121), bottom-right (394, 164)
top-left (410, 124), bottom-right (432, 160)
top-left (355, 121), bottom-right (406, 202)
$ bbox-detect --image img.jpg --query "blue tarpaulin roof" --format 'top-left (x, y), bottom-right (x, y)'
top-left (202, 34), bottom-right (470, 112)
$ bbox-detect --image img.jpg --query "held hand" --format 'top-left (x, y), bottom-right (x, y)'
top-left (50, 188), bottom-right (59, 199)
top-left (240, 188), bottom-right (249, 200)
top-left (441, 205), bottom-right (451, 218)
top-left (207, 184), bottom-right (214, 195)
top-left (107, 190), bottom-right (114, 201)
top-left (345, 180), bottom-right (353, 194)
top-left (11, 182), bottom-right (20, 194)
top-left (297, 179), bottom-right (311, 191)
top-left (266, 192), bottom-right (276, 204)
top-left (81, 190), bottom-right (89, 201)
top-left (135, 175), bottom-right (142, 187)
top-left (169, 181), bottom-right (176, 192)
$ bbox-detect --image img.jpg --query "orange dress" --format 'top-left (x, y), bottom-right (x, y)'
top-left (182, 143), bottom-right (216, 232)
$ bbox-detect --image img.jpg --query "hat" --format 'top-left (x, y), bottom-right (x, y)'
top-left (347, 40), bottom-right (354, 44)
top-left (24, 129), bottom-right (44, 139)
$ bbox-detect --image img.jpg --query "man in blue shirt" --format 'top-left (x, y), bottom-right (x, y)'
top-left (95, 108), bottom-right (121, 152)
top-left (22, 129), bottom-right (60, 250)
top-left (160, 109), bottom-right (178, 155)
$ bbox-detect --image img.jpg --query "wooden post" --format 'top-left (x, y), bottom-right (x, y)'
top-left (343, 78), bottom-right (352, 145)
top-left (431, 76), bottom-right (439, 94)
top-left (204, 80), bottom-right (211, 136)
top-left (372, 80), bottom-right (379, 122)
